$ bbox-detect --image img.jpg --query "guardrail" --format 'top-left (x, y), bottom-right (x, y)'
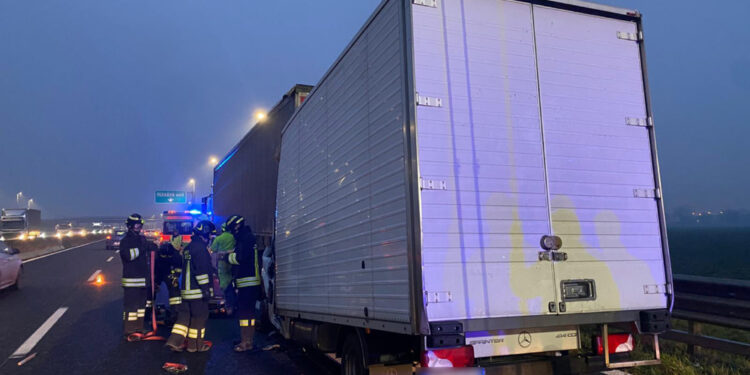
top-left (661, 274), bottom-right (750, 356)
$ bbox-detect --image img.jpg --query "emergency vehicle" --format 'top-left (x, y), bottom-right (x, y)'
top-left (159, 210), bottom-right (200, 244)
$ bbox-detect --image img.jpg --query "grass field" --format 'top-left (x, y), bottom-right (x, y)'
top-left (667, 226), bottom-right (750, 280)
top-left (625, 226), bottom-right (749, 374)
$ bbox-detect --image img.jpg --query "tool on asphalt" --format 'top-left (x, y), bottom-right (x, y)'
top-left (143, 250), bottom-right (166, 340)
top-left (127, 250), bottom-right (165, 342)
top-left (16, 353), bottom-right (36, 366)
top-left (162, 362), bottom-right (188, 374)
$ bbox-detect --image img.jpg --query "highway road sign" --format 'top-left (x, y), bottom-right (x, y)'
top-left (155, 191), bottom-right (187, 204)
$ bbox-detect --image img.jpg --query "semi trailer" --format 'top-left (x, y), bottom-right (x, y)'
top-left (0, 209), bottom-right (42, 241)
top-left (218, 0), bottom-right (673, 373)
top-left (212, 84), bottom-right (312, 246)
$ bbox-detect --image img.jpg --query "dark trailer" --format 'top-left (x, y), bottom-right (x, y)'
top-left (212, 84), bottom-right (311, 244)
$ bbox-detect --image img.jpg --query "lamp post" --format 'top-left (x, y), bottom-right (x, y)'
top-left (16, 192), bottom-right (23, 208)
top-left (27, 199), bottom-right (34, 209)
top-left (189, 179), bottom-right (196, 204)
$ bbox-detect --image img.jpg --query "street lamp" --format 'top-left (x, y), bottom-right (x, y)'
top-left (189, 178), bottom-right (196, 204)
top-left (209, 156), bottom-right (219, 168)
top-left (27, 199), bottom-right (34, 209)
top-left (254, 110), bottom-right (267, 122)
top-left (16, 192), bottom-right (23, 208)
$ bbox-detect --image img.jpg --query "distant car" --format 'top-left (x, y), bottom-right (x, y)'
top-left (106, 230), bottom-right (126, 250)
top-left (143, 229), bottom-right (161, 240)
top-left (0, 240), bottom-right (22, 290)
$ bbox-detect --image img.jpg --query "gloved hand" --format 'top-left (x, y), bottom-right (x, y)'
top-left (202, 288), bottom-right (212, 301)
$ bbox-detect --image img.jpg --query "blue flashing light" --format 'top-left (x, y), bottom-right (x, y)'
top-left (207, 211), bottom-right (213, 215)
top-left (215, 148), bottom-right (238, 171)
top-left (189, 209), bottom-right (202, 215)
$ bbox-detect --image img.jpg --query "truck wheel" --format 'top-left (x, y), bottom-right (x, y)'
top-left (341, 333), bottom-right (367, 375)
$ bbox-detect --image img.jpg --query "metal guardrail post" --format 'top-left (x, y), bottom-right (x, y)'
top-left (687, 321), bottom-right (701, 355)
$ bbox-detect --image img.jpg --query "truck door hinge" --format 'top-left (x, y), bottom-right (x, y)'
top-left (416, 93), bottom-right (442, 108)
top-left (420, 178), bottom-right (447, 191)
top-left (617, 30), bottom-right (642, 42)
top-left (633, 188), bottom-right (661, 199)
top-left (413, 0), bottom-right (438, 8)
top-left (626, 116), bottom-right (653, 128)
top-left (425, 291), bottom-right (453, 304)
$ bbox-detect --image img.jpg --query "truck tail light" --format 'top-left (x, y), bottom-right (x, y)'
top-left (595, 333), bottom-right (634, 355)
top-left (421, 345), bottom-right (475, 368)
top-left (161, 235), bottom-right (171, 242)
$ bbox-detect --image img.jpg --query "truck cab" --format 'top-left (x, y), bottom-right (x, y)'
top-left (0, 209), bottom-right (42, 241)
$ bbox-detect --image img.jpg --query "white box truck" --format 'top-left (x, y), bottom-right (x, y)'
top-left (268, 0), bottom-right (672, 373)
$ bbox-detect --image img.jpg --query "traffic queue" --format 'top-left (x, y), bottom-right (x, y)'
top-left (118, 213), bottom-right (262, 354)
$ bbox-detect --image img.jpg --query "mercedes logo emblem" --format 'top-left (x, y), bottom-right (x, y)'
top-left (518, 331), bottom-right (532, 348)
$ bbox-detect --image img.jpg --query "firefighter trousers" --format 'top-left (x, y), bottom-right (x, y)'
top-left (166, 298), bottom-right (209, 348)
top-left (155, 272), bottom-right (182, 307)
top-left (123, 287), bottom-right (148, 335)
top-left (237, 286), bottom-right (260, 328)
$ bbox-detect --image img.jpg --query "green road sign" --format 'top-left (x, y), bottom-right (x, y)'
top-left (155, 191), bottom-right (187, 204)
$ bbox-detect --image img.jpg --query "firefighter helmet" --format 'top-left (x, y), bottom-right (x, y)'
top-left (126, 214), bottom-right (144, 229)
top-left (193, 220), bottom-right (215, 238)
top-left (225, 215), bottom-right (245, 233)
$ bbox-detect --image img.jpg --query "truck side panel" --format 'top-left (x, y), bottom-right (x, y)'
top-left (276, 0), bottom-right (412, 326)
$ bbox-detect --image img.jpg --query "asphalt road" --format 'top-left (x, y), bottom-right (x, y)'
top-left (0, 241), bottom-right (338, 375)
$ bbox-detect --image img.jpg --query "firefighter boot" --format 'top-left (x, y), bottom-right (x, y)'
top-left (165, 334), bottom-right (186, 352)
top-left (187, 338), bottom-right (212, 353)
top-left (233, 326), bottom-right (258, 352)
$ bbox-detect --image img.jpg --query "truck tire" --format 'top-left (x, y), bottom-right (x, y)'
top-left (341, 332), bottom-right (367, 375)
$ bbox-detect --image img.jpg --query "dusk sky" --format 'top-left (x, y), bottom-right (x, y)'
top-left (1, 0), bottom-right (748, 219)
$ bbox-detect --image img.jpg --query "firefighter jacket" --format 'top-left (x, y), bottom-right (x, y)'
top-left (170, 235), bottom-right (184, 251)
top-left (228, 226), bottom-right (260, 288)
top-left (119, 231), bottom-right (155, 288)
top-left (180, 235), bottom-right (213, 301)
top-left (156, 243), bottom-right (183, 282)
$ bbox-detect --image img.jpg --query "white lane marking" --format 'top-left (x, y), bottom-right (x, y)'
top-left (22, 240), bottom-right (105, 264)
top-left (106, 256), bottom-right (114, 263)
top-left (87, 270), bottom-right (102, 282)
top-left (10, 307), bottom-right (68, 359)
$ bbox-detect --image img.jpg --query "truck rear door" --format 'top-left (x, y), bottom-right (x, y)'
top-left (533, 5), bottom-right (667, 314)
top-left (413, 0), bottom-right (669, 323)
top-left (413, 0), bottom-right (558, 322)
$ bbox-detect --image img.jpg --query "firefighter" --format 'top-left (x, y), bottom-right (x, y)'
top-left (170, 229), bottom-right (184, 252)
top-left (209, 222), bottom-right (237, 315)
top-left (155, 240), bottom-right (183, 322)
top-left (224, 215), bottom-right (261, 352)
top-left (119, 213), bottom-right (154, 340)
top-left (165, 220), bottom-right (215, 352)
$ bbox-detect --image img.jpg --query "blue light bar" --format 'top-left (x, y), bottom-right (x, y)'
top-left (189, 209), bottom-right (202, 215)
